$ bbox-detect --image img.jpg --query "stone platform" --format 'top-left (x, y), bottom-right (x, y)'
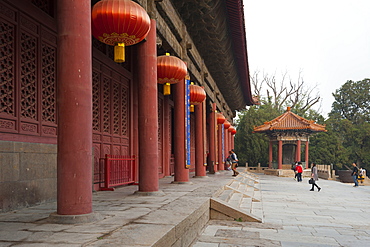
top-left (1, 168), bottom-right (370, 247)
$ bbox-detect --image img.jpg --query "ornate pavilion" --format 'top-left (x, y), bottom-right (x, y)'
top-left (253, 107), bottom-right (326, 169)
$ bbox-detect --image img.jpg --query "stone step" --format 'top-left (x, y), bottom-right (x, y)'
top-left (225, 185), bottom-right (254, 199)
top-left (235, 175), bottom-right (260, 188)
top-left (211, 173), bottom-right (263, 223)
top-left (210, 197), bottom-right (262, 223)
top-left (240, 197), bottom-right (253, 212)
top-left (228, 191), bottom-right (244, 208)
top-left (233, 177), bottom-right (259, 191)
top-left (218, 188), bottom-right (234, 202)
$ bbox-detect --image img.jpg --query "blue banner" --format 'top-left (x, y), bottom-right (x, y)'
top-left (185, 78), bottom-right (191, 168)
top-left (222, 124), bottom-right (224, 161)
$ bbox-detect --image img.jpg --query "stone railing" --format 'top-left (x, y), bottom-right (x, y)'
top-left (245, 163), bottom-right (269, 173)
top-left (246, 163), bottom-right (335, 180)
top-left (317, 164), bottom-right (335, 180)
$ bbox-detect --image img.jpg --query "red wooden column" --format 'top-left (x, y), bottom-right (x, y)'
top-left (53, 0), bottom-right (97, 222)
top-left (269, 141), bottom-right (273, 168)
top-left (208, 103), bottom-right (217, 173)
top-left (278, 140), bottom-right (283, 169)
top-left (224, 126), bottom-right (229, 158)
top-left (137, 20), bottom-right (160, 193)
top-left (296, 140), bottom-right (301, 162)
top-left (173, 77), bottom-right (189, 182)
top-left (228, 131), bottom-right (232, 152)
top-left (305, 141), bottom-right (309, 169)
top-left (217, 125), bottom-right (224, 170)
top-left (132, 45), bottom-right (139, 184)
top-left (231, 133), bottom-right (235, 150)
top-left (163, 97), bottom-right (171, 177)
top-left (194, 102), bottom-right (206, 177)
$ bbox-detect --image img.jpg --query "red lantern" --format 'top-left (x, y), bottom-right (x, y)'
top-left (229, 126), bottom-right (237, 135)
top-left (92, 0), bottom-right (151, 63)
top-left (223, 120), bottom-right (231, 129)
top-left (157, 53), bottom-right (187, 95)
top-left (216, 112), bottom-right (226, 125)
top-left (189, 83), bottom-right (206, 112)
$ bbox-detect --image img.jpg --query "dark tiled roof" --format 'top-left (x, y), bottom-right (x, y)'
top-left (253, 107), bottom-right (327, 133)
top-left (171, 0), bottom-right (257, 110)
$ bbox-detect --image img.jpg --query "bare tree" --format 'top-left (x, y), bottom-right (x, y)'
top-left (250, 70), bottom-right (321, 113)
top-left (250, 70), bottom-right (264, 97)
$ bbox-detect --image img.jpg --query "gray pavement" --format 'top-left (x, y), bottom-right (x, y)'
top-left (0, 171), bottom-right (232, 247)
top-left (192, 174), bottom-right (370, 247)
top-left (1, 170), bottom-right (370, 247)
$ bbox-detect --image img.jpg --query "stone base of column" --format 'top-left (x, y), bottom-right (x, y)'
top-left (134, 190), bottom-right (165, 196)
top-left (48, 212), bottom-right (103, 224)
top-left (192, 175), bottom-right (209, 178)
top-left (208, 171), bottom-right (221, 175)
top-left (171, 181), bottom-right (193, 185)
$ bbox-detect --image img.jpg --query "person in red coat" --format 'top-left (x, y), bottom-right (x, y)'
top-left (295, 162), bottom-right (303, 182)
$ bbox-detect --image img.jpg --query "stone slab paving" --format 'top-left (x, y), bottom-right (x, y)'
top-left (192, 174), bottom-right (370, 247)
top-left (0, 171), bottom-right (233, 247)
top-left (2, 170), bottom-right (370, 247)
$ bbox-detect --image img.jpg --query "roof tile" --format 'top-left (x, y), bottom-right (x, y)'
top-left (253, 107), bottom-right (326, 133)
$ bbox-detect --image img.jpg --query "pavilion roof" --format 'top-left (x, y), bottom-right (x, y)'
top-left (253, 107), bottom-right (327, 134)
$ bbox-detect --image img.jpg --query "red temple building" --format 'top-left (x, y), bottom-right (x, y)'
top-left (0, 0), bottom-right (257, 222)
top-left (253, 107), bottom-right (326, 170)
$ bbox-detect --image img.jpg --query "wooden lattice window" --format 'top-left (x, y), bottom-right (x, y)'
top-left (92, 70), bottom-right (101, 132)
top-left (0, 20), bottom-right (15, 119)
top-left (0, 3), bottom-right (57, 138)
top-left (41, 44), bottom-right (56, 123)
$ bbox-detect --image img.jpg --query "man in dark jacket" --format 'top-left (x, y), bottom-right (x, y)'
top-left (351, 162), bottom-right (359, 187)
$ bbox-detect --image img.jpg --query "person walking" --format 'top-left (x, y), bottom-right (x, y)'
top-left (310, 163), bottom-right (321, 191)
top-left (225, 154), bottom-right (232, 171)
top-left (292, 161), bottom-right (298, 181)
top-left (295, 162), bottom-right (303, 182)
top-left (351, 162), bottom-right (359, 187)
top-left (229, 150), bottom-right (239, 177)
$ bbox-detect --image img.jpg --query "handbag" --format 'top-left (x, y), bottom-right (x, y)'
top-left (308, 178), bottom-right (314, 184)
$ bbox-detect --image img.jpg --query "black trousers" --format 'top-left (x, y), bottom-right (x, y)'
top-left (311, 182), bottom-right (320, 190)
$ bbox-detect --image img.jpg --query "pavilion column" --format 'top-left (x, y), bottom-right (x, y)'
top-left (136, 20), bottom-right (159, 192)
top-left (217, 124), bottom-right (224, 170)
top-left (53, 0), bottom-right (98, 222)
top-left (269, 141), bottom-right (273, 168)
top-left (208, 103), bottom-right (217, 173)
top-left (305, 141), bottom-right (309, 169)
top-left (173, 78), bottom-right (189, 182)
top-left (278, 140), bottom-right (283, 169)
top-left (194, 102), bottom-right (206, 177)
top-left (296, 140), bottom-right (301, 162)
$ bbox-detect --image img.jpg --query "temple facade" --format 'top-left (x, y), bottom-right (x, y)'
top-left (253, 107), bottom-right (326, 169)
top-left (0, 0), bottom-right (256, 220)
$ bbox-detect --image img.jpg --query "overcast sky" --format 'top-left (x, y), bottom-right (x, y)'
top-left (244, 0), bottom-right (370, 117)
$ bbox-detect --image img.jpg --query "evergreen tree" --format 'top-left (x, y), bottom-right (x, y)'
top-left (234, 104), bottom-right (282, 166)
top-left (328, 78), bottom-right (370, 171)
top-left (330, 79), bottom-right (370, 124)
